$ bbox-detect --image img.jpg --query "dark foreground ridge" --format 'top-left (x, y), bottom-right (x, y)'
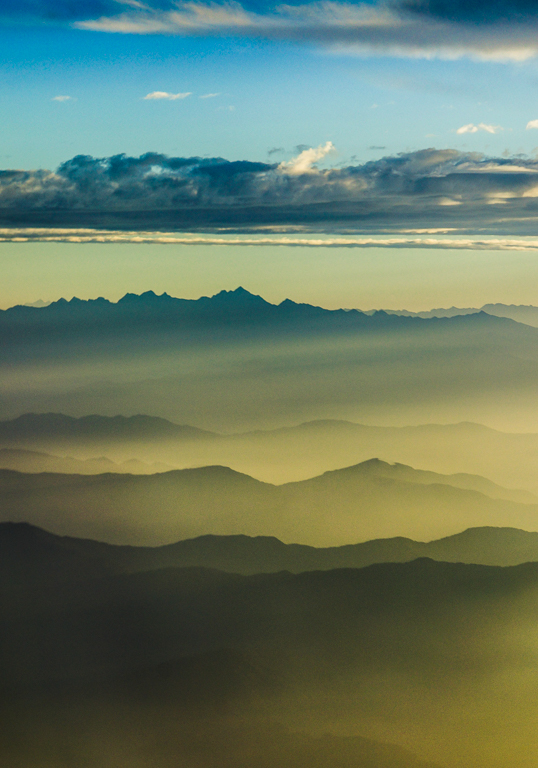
top-left (3, 523), bottom-right (538, 768)
top-left (3, 535), bottom-right (538, 686)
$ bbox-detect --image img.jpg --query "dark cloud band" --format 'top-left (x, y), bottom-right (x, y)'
top-left (3, 148), bottom-right (538, 234)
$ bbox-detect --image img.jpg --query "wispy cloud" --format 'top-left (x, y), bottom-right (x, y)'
top-left (143, 91), bottom-right (192, 100)
top-left (456, 123), bottom-right (502, 134)
top-left (70, 0), bottom-right (538, 62)
top-left (52, 95), bottom-right (73, 102)
top-left (199, 92), bottom-right (220, 98)
top-left (3, 147), bottom-right (538, 235)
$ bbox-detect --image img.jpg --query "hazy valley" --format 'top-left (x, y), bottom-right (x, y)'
top-left (4, 412), bottom-right (538, 494)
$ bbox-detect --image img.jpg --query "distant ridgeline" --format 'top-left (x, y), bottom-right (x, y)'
top-left (367, 303), bottom-right (538, 327)
top-left (1, 288), bottom-right (536, 351)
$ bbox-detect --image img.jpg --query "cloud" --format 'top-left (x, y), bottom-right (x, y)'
top-left (278, 141), bottom-right (336, 175)
top-left (3, 147), bottom-right (538, 235)
top-left (456, 123), bottom-right (502, 134)
top-left (52, 95), bottom-right (73, 102)
top-left (143, 91), bottom-right (192, 100)
top-left (527, 120), bottom-right (538, 130)
top-left (199, 92), bottom-right (220, 98)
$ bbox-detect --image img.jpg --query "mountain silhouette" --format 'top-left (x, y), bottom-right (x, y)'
top-left (0, 412), bottom-right (212, 442)
top-left (0, 447), bottom-right (173, 474)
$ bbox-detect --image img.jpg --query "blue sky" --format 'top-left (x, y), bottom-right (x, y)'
top-left (3, 19), bottom-right (538, 171)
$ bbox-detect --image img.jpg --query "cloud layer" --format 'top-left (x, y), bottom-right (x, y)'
top-left (3, 147), bottom-right (538, 234)
top-left (8, 0), bottom-right (538, 61)
top-left (4, 228), bottom-right (538, 251)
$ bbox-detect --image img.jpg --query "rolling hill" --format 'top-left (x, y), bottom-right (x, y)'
top-left (5, 522), bottom-right (538, 582)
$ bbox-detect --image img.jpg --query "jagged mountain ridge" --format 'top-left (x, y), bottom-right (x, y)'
top-left (3, 286), bottom-right (537, 349)
top-left (3, 288), bottom-right (538, 434)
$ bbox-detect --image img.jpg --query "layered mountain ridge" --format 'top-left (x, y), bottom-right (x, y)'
top-left (1, 457), bottom-right (537, 545)
top-left (2, 412), bottom-right (538, 494)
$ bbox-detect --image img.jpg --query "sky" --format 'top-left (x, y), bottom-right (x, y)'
top-left (3, 0), bottom-right (538, 307)
top-left (3, 238), bottom-right (538, 311)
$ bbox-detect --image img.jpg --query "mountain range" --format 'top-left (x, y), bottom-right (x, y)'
top-left (2, 288), bottom-right (538, 432)
top-left (1, 458), bottom-right (537, 545)
top-left (17, 297), bottom-right (538, 326)
top-left (3, 288), bottom-right (538, 768)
